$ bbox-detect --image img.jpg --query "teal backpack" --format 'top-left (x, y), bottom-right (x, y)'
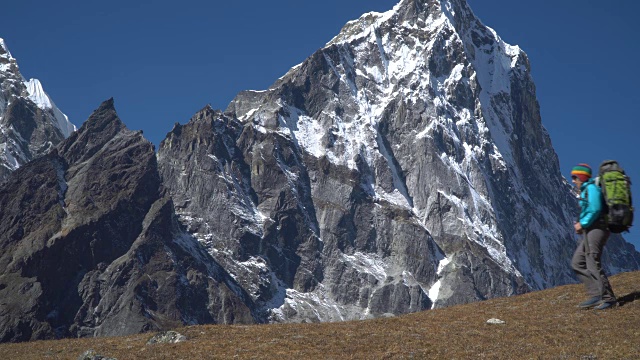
top-left (596, 160), bottom-right (634, 233)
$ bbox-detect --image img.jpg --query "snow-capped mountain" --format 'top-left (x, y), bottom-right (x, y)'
top-left (0, 37), bottom-right (76, 182)
top-left (159, 0), bottom-right (640, 322)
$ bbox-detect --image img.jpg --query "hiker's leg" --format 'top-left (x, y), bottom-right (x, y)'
top-left (586, 228), bottom-right (616, 302)
top-left (576, 230), bottom-right (601, 297)
top-left (571, 238), bottom-right (594, 294)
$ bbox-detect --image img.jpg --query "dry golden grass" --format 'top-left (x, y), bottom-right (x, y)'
top-left (1, 271), bottom-right (639, 359)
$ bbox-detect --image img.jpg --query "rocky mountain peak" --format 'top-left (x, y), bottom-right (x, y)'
top-left (191, 104), bottom-right (222, 124)
top-left (56, 98), bottom-right (125, 164)
top-left (1, 38), bottom-right (76, 182)
top-left (327, 0), bottom-right (476, 47)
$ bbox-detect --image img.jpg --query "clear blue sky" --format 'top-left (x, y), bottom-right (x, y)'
top-left (2, 0), bottom-right (638, 250)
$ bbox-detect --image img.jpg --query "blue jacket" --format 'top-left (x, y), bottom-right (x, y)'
top-left (579, 179), bottom-right (604, 228)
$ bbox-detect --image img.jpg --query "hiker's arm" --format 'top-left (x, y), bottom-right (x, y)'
top-left (580, 184), bottom-right (603, 228)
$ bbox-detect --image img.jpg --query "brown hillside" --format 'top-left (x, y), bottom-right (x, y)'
top-left (1, 271), bottom-right (638, 359)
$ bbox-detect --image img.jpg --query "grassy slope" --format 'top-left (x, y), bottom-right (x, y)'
top-left (1, 271), bottom-right (638, 359)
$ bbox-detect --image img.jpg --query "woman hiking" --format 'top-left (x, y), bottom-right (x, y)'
top-left (570, 163), bottom-right (617, 310)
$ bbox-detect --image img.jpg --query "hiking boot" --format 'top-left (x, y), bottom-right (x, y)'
top-left (577, 296), bottom-right (601, 309)
top-left (594, 301), bottom-right (616, 310)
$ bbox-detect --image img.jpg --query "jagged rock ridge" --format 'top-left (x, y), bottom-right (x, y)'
top-left (0, 100), bottom-right (255, 342)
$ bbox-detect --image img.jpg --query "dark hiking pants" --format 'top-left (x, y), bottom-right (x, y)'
top-left (571, 228), bottom-right (616, 302)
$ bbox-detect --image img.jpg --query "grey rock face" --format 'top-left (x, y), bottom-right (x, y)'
top-left (0, 38), bottom-right (75, 183)
top-left (157, 107), bottom-right (326, 321)
top-left (157, 104), bottom-right (442, 322)
top-left (0, 99), bottom-right (254, 342)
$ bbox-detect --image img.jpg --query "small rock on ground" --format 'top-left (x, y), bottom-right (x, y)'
top-left (146, 330), bottom-right (187, 345)
top-left (77, 349), bottom-right (117, 360)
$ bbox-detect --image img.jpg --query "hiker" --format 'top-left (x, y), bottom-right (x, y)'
top-left (570, 163), bottom-right (617, 310)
